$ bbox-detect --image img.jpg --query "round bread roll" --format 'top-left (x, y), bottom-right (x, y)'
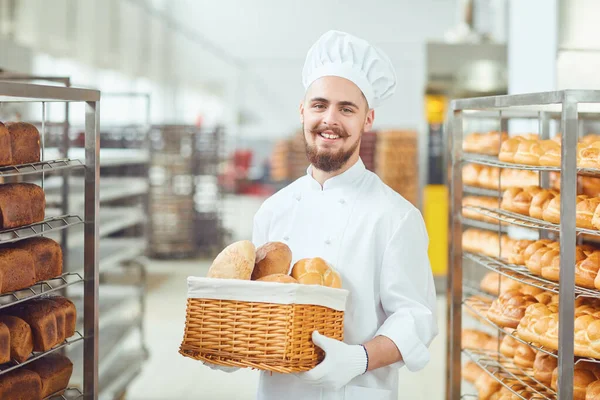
top-left (533, 352), bottom-right (558, 386)
top-left (256, 274), bottom-right (298, 284)
top-left (539, 142), bottom-right (561, 167)
top-left (251, 242), bottom-right (292, 280)
top-left (514, 140), bottom-right (544, 166)
top-left (577, 197), bottom-right (600, 230)
top-left (587, 380), bottom-right (600, 400)
top-left (513, 342), bottom-right (536, 369)
top-left (580, 177), bottom-right (600, 198)
top-left (207, 240), bottom-right (256, 280)
top-left (529, 189), bottom-right (559, 220)
top-left (291, 257), bottom-right (342, 288)
top-left (498, 138), bottom-right (522, 163)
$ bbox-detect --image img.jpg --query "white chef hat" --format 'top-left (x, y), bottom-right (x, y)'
top-left (302, 30), bottom-right (397, 108)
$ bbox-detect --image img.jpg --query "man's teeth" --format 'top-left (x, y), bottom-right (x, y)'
top-left (320, 133), bottom-right (340, 139)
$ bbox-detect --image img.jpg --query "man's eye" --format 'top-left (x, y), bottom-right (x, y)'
top-left (342, 108), bottom-right (353, 113)
top-left (313, 104), bottom-right (325, 109)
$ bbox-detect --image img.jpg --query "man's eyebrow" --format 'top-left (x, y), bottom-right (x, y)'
top-left (338, 101), bottom-right (359, 109)
top-left (310, 98), bottom-right (360, 109)
top-left (310, 97), bottom-right (330, 103)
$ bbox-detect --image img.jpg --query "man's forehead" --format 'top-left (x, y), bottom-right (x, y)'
top-left (305, 76), bottom-right (367, 106)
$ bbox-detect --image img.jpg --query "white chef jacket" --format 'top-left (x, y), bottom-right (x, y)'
top-left (252, 158), bottom-right (438, 400)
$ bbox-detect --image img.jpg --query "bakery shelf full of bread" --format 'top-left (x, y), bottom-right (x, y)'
top-left (179, 240), bottom-right (348, 373)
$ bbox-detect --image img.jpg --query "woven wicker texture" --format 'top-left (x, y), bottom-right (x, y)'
top-left (179, 298), bottom-right (344, 373)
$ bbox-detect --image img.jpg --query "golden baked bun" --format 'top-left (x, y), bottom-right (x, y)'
top-left (591, 202), bottom-right (600, 231)
top-left (576, 251), bottom-right (600, 289)
top-left (462, 329), bottom-right (496, 351)
top-left (251, 242), bottom-right (292, 280)
top-left (256, 274), bottom-right (298, 284)
top-left (207, 240), bottom-right (256, 280)
top-left (541, 247), bottom-right (588, 282)
top-left (578, 142), bottom-right (600, 169)
top-left (525, 243), bottom-right (558, 276)
top-left (501, 186), bottom-right (542, 216)
top-left (478, 167), bottom-right (501, 190)
top-left (507, 239), bottom-right (536, 265)
top-left (586, 380), bottom-right (600, 400)
top-left (463, 132), bottom-right (483, 154)
top-left (514, 140), bottom-right (544, 166)
top-left (539, 141), bottom-right (561, 167)
top-left (480, 271), bottom-right (521, 296)
top-left (499, 332), bottom-right (518, 358)
top-left (475, 371), bottom-right (502, 400)
top-left (464, 131), bottom-right (508, 155)
top-left (462, 196), bottom-right (499, 223)
top-left (462, 361), bottom-right (483, 384)
top-left (577, 197), bottom-right (600, 230)
top-left (498, 138), bottom-right (522, 163)
top-left (581, 134), bottom-right (600, 145)
top-left (580, 176), bottom-right (600, 197)
top-left (291, 258), bottom-right (342, 288)
top-left (533, 352), bottom-right (557, 386)
top-left (487, 290), bottom-right (539, 329)
top-left (542, 195), bottom-right (562, 224)
top-left (551, 363), bottom-right (600, 400)
top-left (500, 169), bottom-right (539, 189)
top-left (463, 164), bottom-right (483, 187)
top-left (529, 189), bottom-right (559, 220)
top-left (513, 342), bottom-right (536, 369)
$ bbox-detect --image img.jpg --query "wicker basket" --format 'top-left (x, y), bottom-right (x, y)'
top-left (179, 277), bottom-right (348, 373)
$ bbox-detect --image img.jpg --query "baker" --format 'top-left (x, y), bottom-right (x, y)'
top-left (213, 30), bottom-right (438, 400)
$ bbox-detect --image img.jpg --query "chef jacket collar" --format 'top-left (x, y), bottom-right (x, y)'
top-left (306, 158), bottom-right (366, 191)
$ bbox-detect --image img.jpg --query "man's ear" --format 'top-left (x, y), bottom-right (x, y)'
top-left (299, 101), bottom-right (305, 124)
top-left (364, 109), bottom-right (375, 132)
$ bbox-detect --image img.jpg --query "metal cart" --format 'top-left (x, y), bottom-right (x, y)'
top-left (0, 81), bottom-right (100, 398)
top-left (447, 90), bottom-right (600, 400)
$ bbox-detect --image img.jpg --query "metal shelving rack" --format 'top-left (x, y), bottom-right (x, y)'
top-left (0, 81), bottom-right (100, 399)
top-left (447, 90), bottom-right (600, 400)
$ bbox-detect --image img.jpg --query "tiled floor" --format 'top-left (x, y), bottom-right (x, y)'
top-left (127, 258), bottom-right (448, 400)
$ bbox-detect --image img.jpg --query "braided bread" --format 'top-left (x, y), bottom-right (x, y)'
top-left (529, 189), bottom-right (559, 220)
top-left (487, 290), bottom-right (539, 329)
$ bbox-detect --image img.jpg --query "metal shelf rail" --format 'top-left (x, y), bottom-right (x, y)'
top-left (447, 90), bottom-right (600, 400)
top-left (0, 81), bottom-right (100, 399)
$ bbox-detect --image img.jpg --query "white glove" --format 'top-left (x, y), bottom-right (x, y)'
top-left (297, 331), bottom-right (368, 390)
top-left (202, 361), bottom-right (239, 373)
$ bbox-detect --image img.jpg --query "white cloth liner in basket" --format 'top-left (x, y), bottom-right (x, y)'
top-left (187, 277), bottom-right (350, 312)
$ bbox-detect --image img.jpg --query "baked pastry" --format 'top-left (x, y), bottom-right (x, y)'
top-left (0, 183), bottom-right (46, 229)
top-left (478, 167), bottom-right (501, 190)
top-left (0, 247), bottom-right (37, 293)
top-left (525, 245), bottom-right (558, 276)
top-left (462, 361), bottom-right (482, 383)
top-left (464, 295), bottom-right (493, 323)
top-left (0, 369), bottom-right (42, 399)
top-left (12, 237), bottom-right (63, 282)
top-left (48, 297), bottom-right (76, 340)
top-left (534, 291), bottom-right (557, 305)
top-left (256, 274), bottom-right (298, 284)
top-left (462, 329), bottom-right (496, 351)
top-left (576, 251), bottom-right (600, 289)
top-left (0, 315), bottom-right (32, 363)
top-left (462, 196), bottom-right (499, 223)
top-left (251, 242), bottom-right (292, 280)
top-left (480, 271), bottom-right (521, 296)
top-left (0, 122), bottom-right (41, 167)
top-left (577, 197), bottom-right (600, 230)
top-left (541, 247), bottom-right (587, 282)
top-left (542, 195), bottom-right (562, 224)
top-left (500, 169), bottom-right (539, 189)
top-left (475, 371), bottom-right (502, 400)
top-left (522, 239), bottom-right (555, 266)
top-left (507, 239), bottom-right (536, 265)
top-left (487, 290), bottom-right (539, 329)
top-left (533, 352), bottom-right (557, 386)
top-left (513, 342), bottom-right (536, 369)
top-left (501, 186), bottom-right (542, 215)
top-left (498, 137), bottom-right (523, 163)
top-left (463, 131), bottom-right (508, 155)
top-left (513, 140), bottom-right (544, 165)
top-left (578, 142), bottom-right (600, 169)
top-left (581, 134), bottom-right (600, 145)
top-left (462, 164), bottom-right (483, 187)
top-left (499, 331), bottom-right (518, 358)
top-left (551, 362), bottom-right (600, 400)
top-left (518, 284), bottom-right (544, 297)
top-left (291, 258), bottom-right (342, 288)
top-left (586, 380), bottom-right (600, 400)
top-left (539, 142), bottom-right (561, 167)
top-left (591, 202), bottom-right (600, 231)
top-left (25, 353), bottom-right (73, 398)
top-left (516, 303), bottom-right (558, 345)
top-left (207, 241), bottom-right (256, 280)
top-left (580, 177), bottom-right (600, 197)
top-left (529, 189), bottom-right (559, 220)
top-left (0, 322), bottom-right (9, 364)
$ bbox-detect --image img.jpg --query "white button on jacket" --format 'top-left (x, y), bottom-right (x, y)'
top-left (252, 158), bottom-right (438, 400)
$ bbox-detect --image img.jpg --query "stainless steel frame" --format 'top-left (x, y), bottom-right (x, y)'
top-left (447, 90), bottom-right (600, 400)
top-left (0, 81), bottom-right (100, 399)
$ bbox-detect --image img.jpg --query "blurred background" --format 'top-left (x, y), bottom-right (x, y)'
top-left (0, 0), bottom-right (598, 399)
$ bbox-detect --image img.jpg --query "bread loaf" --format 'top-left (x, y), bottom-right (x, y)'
top-left (541, 247), bottom-right (587, 282)
top-left (529, 189), bottom-right (559, 220)
top-left (256, 274), bottom-right (298, 284)
top-left (0, 247), bottom-right (36, 293)
top-left (462, 164), bottom-right (482, 187)
top-left (533, 352), bottom-right (557, 386)
top-left (478, 167), bottom-right (501, 190)
top-left (0, 122), bottom-right (40, 167)
top-left (0, 369), bottom-right (42, 400)
top-left (251, 242), bottom-right (292, 280)
top-left (475, 371), bottom-right (502, 400)
top-left (13, 237), bottom-right (63, 282)
top-left (516, 303), bottom-right (558, 345)
top-left (291, 258), bottom-right (342, 288)
top-left (0, 316), bottom-right (32, 363)
top-left (539, 142), bottom-right (561, 167)
top-left (514, 140), bottom-right (545, 166)
top-left (480, 271), bottom-right (521, 296)
top-left (462, 329), bottom-right (496, 351)
top-left (551, 362), bottom-right (600, 400)
top-left (577, 197), bottom-right (600, 230)
top-left (463, 131), bottom-right (507, 155)
top-left (0, 322), bottom-right (9, 364)
top-left (498, 137), bottom-right (523, 163)
top-left (0, 183), bottom-right (45, 229)
top-left (462, 196), bottom-right (499, 223)
top-left (207, 241), bottom-right (256, 280)
top-left (586, 380), bottom-right (600, 400)
top-left (487, 290), bottom-right (539, 329)
top-left (499, 332), bottom-right (518, 358)
top-left (580, 177), bottom-right (600, 198)
top-left (513, 342), bottom-right (536, 369)
top-left (592, 202), bottom-right (600, 231)
top-left (578, 142), bottom-right (600, 169)
top-left (576, 251), bottom-right (600, 289)
top-left (507, 239), bottom-right (536, 265)
top-left (501, 186), bottom-right (542, 215)
top-left (542, 195), bottom-right (562, 224)
top-left (462, 361), bottom-right (483, 383)
top-left (25, 353), bottom-right (73, 398)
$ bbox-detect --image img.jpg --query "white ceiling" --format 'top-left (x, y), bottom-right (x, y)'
top-left (151, 0), bottom-right (460, 135)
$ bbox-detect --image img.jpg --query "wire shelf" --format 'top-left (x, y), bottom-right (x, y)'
top-left (0, 215), bottom-right (83, 245)
top-left (0, 331), bottom-right (84, 377)
top-left (463, 205), bottom-right (600, 237)
top-left (463, 251), bottom-right (600, 299)
top-left (0, 159), bottom-right (83, 178)
top-left (462, 154), bottom-right (600, 178)
top-left (463, 186), bottom-right (502, 197)
top-left (461, 217), bottom-right (509, 233)
top-left (463, 349), bottom-right (556, 400)
top-left (0, 272), bottom-right (83, 310)
top-left (45, 388), bottom-right (83, 400)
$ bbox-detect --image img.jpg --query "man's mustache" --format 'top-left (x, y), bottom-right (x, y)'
top-left (309, 125), bottom-right (349, 138)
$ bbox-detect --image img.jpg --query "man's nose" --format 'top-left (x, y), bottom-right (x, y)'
top-left (322, 108), bottom-right (340, 127)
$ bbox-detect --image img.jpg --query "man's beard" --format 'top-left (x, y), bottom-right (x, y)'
top-left (303, 124), bottom-right (361, 173)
